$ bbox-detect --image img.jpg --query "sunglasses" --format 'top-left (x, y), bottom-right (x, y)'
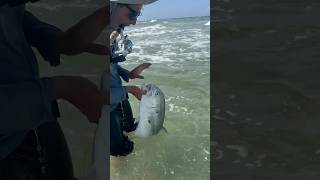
top-left (122, 4), bottom-right (141, 20)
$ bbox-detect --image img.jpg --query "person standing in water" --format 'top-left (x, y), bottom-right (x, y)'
top-left (109, 0), bottom-right (159, 156)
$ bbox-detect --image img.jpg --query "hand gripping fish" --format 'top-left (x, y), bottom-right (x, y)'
top-left (135, 84), bottom-right (167, 138)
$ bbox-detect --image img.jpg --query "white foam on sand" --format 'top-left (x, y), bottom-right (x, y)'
top-left (205, 21), bottom-right (210, 26)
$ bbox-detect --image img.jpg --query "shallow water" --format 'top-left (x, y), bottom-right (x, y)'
top-left (110, 17), bottom-right (210, 180)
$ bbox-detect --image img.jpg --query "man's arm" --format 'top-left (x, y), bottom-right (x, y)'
top-left (52, 76), bottom-right (102, 123)
top-left (116, 64), bottom-right (130, 82)
top-left (23, 11), bottom-right (62, 66)
top-left (56, 6), bottom-right (108, 55)
top-left (24, 6), bottom-right (108, 58)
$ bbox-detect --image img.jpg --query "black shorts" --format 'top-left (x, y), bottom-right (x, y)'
top-left (110, 99), bottom-right (135, 156)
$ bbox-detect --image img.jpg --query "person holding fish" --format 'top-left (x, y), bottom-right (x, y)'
top-left (109, 0), bottom-right (159, 157)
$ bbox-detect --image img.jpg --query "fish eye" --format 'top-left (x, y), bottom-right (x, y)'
top-left (148, 120), bottom-right (151, 124)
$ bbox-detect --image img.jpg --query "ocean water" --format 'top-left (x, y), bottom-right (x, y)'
top-left (213, 1), bottom-right (320, 179)
top-left (110, 16), bottom-right (210, 180)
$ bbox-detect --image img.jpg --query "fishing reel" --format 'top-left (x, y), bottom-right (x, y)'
top-left (111, 25), bottom-right (133, 63)
top-left (0, 0), bottom-right (40, 7)
top-left (114, 34), bottom-right (133, 57)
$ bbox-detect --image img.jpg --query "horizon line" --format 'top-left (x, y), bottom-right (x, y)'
top-left (139, 15), bottom-right (210, 22)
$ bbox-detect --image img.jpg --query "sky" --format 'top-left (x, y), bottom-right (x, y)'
top-left (138, 0), bottom-right (210, 21)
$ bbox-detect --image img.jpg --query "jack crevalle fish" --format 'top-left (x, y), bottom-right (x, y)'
top-left (135, 84), bottom-right (166, 138)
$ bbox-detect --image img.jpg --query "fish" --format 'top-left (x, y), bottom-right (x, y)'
top-left (135, 84), bottom-right (167, 138)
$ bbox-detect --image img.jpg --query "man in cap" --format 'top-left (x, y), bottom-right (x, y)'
top-left (109, 0), bottom-right (158, 157)
top-left (0, 2), bottom-right (107, 180)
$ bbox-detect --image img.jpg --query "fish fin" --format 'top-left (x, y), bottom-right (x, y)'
top-left (162, 127), bottom-right (168, 134)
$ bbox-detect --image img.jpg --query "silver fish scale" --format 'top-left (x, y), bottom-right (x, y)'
top-left (135, 84), bottom-right (166, 138)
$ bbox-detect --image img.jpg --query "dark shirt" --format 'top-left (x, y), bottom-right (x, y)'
top-left (110, 62), bottom-right (130, 112)
top-left (0, 4), bottom-right (61, 160)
